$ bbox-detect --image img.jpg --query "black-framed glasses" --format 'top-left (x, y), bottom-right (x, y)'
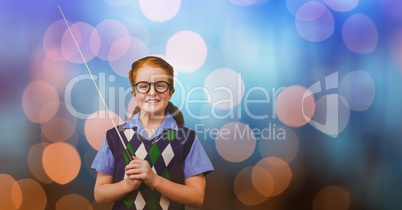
top-left (133, 81), bottom-right (172, 94)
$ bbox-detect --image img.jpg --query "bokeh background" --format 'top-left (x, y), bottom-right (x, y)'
top-left (1, 0), bottom-right (402, 209)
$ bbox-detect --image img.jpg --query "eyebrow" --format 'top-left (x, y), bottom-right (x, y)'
top-left (135, 79), bottom-right (170, 83)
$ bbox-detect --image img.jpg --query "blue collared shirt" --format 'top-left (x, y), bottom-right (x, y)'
top-left (91, 113), bottom-right (214, 179)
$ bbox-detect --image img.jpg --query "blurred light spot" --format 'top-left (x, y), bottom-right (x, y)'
top-left (28, 143), bottom-right (53, 184)
top-left (342, 13), bottom-right (378, 54)
top-left (295, 2), bottom-right (326, 21)
top-left (256, 157), bottom-right (292, 196)
top-left (295, 1), bottom-right (335, 42)
top-left (56, 194), bottom-right (93, 210)
top-left (11, 181), bottom-right (22, 210)
top-left (22, 81), bottom-right (59, 123)
top-left (94, 19), bottom-right (130, 60)
top-left (286, 0), bottom-right (311, 16)
top-left (324, 0), bottom-right (358, 12)
top-left (251, 166), bottom-right (275, 197)
top-left (61, 22), bottom-right (99, 63)
top-left (29, 45), bottom-right (78, 93)
top-left (16, 179), bottom-right (47, 210)
top-left (139, 0), bottom-right (181, 22)
top-left (43, 19), bottom-right (70, 61)
top-left (234, 166), bottom-right (273, 205)
top-left (0, 174), bottom-right (21, 209)
top-left (40, 117), bottom-right (76, 142)
top-left (312, 186), bottom-right (350, 210)
top-left (310, 94), bottom-right (350, 137)
top-left (381, 0), bottom-right (402, 20)
top-left (259, 126), bottom-right (299, 163)
top-left (91, 201), bottom-right (114, 210)
top-left (104, 0), bottom-right (133, 6)
top-left (215, 122), bottom-right (256, 162)
top-left (108, 36), bottom-right (130, 62)
top-left (41, 131), bottom-right (80, 148)
top-left (109, 36), bottom-right (149, 77)
top-left (204, 68), bottom-right (245, 110)
top-left (166, 30), bottom-right (207, 73)
top-left (85, 110), bottom-right (124, 150)
top-left (42, 142), bottom-right (81, 185)
top-left (40, 102), bottom-right (78, 142)
top-left (339, 70), bottom-right (375, 111)
top-left (276, 86), bottom-right (315, 127)
top-left (229, 0), bottom-right (258, 6)
top-left (42, 55), bottom-right (77, 92)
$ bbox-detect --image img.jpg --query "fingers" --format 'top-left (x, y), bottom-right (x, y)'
top-left (125, 168), bottom-right (143, 180)
top-left (125, 157), bottom-right (150, 180)
top-left (126, 158), bottom-right (146, 170)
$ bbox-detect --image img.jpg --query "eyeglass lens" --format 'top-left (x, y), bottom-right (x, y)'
top-left (135, 81), bottom-right (170, 93)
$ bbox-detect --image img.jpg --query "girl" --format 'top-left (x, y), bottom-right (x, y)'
top-left (91, 56), bottom-right (214, 210)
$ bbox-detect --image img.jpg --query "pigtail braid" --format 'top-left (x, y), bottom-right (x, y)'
top-left (130, 106), bottom-right (141, 119)
top-left (165, 102), bottom-right (184, 126)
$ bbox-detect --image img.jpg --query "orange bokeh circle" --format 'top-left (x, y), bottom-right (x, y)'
top-left (42, 142), bottom-right (81, 185)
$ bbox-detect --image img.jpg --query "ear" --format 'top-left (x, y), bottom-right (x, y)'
top-left (170, 88), bottom-right (175, 96)
top-left (131, 90), bottom-right (136, 97)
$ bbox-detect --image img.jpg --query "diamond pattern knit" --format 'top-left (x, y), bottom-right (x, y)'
top-left (106, 125), bottom-right (196, 210)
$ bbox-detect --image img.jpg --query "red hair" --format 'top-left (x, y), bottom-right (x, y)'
top-left (128, 56), bottom-right (184, 126)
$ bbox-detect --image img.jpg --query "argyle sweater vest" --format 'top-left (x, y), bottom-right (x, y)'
top-left (106, 125), bottom-right (196, 210)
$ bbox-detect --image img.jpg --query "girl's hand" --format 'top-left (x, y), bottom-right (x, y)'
top-left (122, 176), bottom-right (142, 192)
top-left (125, 156), bottom-right (158, 187)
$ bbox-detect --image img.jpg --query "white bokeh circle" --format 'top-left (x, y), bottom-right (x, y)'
top-left (166, 30), bottom-right (207, 73)
top-left (139, 0), bottom-right (181, 22)
top-left (204, 68), bottom-right (245, 110)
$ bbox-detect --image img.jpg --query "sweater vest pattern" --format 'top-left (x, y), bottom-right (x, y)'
top-left (106, 125), bottom-right (196, 210)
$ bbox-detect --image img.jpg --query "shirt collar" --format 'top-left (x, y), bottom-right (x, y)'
top-left (123, 112), bottom-right (178, 131)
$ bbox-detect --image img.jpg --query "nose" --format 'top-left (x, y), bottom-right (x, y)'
top-left (148, 83), bottom-right (156, 95)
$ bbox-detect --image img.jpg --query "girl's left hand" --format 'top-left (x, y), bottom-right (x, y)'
top-left (125, 157), bottom-right (158, 187)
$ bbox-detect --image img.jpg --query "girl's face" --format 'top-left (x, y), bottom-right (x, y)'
top-left (132, 65), bottom-right (173, 117)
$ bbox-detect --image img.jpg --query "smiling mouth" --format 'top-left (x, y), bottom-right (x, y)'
top-left (146, 99), bottom-right (161, 103)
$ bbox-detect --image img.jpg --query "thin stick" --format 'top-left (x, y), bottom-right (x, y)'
top-left (58, 5), bottom-right (132, 160)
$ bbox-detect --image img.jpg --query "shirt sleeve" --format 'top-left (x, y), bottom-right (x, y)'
top-left (91, 138), bottom-right (115, 176)
top-left (183, 136), bottom-right (214, 179)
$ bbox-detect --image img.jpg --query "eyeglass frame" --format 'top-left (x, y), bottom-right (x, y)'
top-left (132, 81), bottom-right (173, 94)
